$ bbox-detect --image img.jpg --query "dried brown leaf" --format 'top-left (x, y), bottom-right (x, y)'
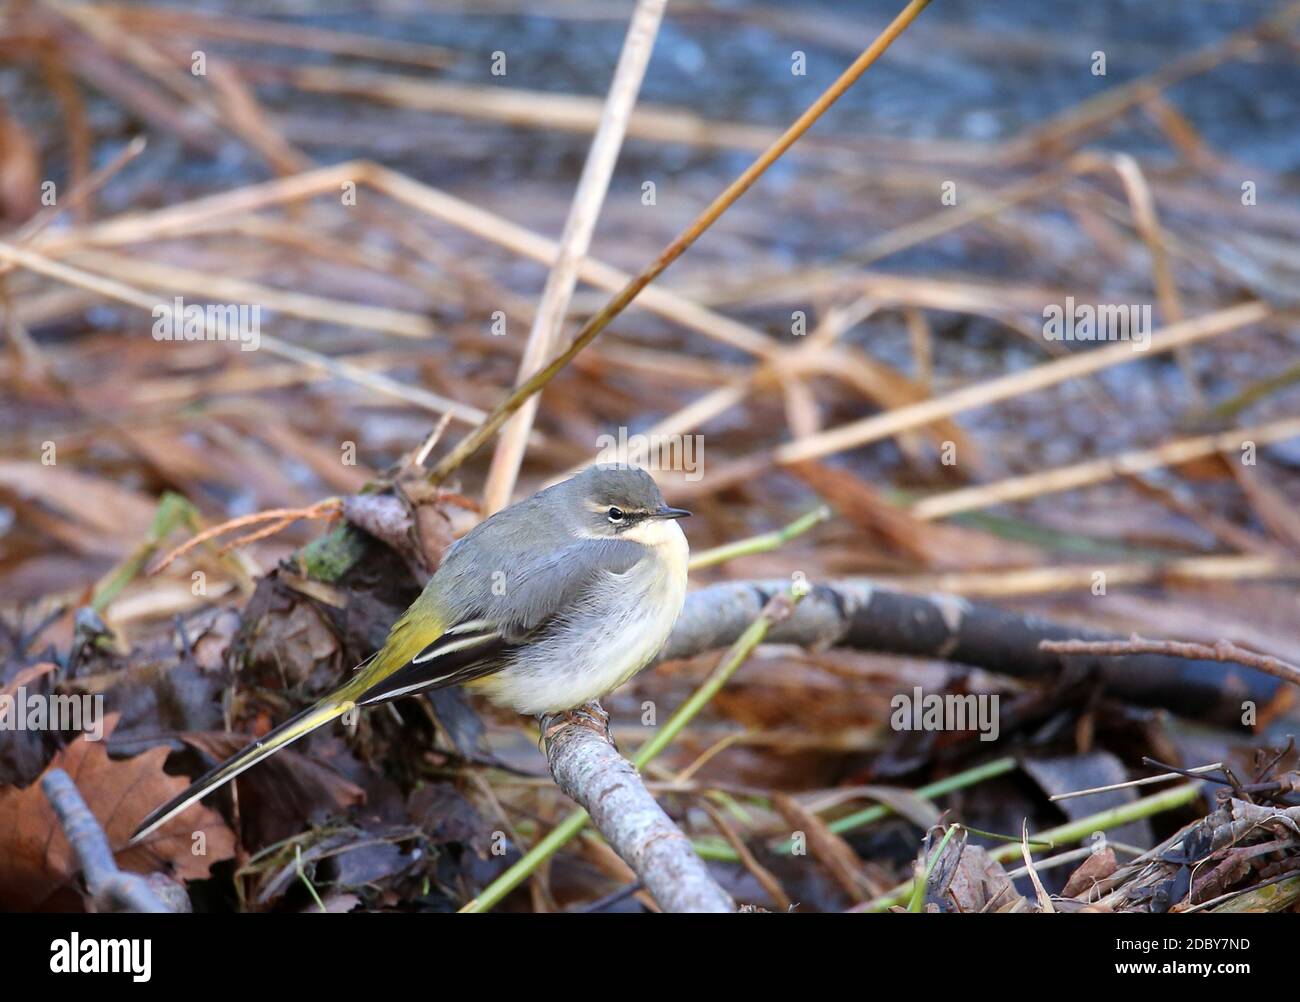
top-left (944, 843), bottom-right (1025, 913)
top-left (1062, 846), bottom-right (1118, 899)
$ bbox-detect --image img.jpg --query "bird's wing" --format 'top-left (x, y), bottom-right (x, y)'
top-left (350, 618), bottom-right (509, 705)
top-left (348, 536), bottom-right (648, 706)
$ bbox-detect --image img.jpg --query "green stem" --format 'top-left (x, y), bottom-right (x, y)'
top-left (1210, 873), bottom-right (1300, 913)
top-left (631, 597), bottom-right (799, 767)
top-left (295, 845), bottom-right (326, 914)
top-left (957, 824), bottom-right (1053, 848)
top-left (91, 492), bottom-right (200, 612)
top-left (688, 506), bottom-right (830, 571)
top-left (459, 810), bottom-right (591, 913)
top-left (1209, 360), bottom-right (1300, 420)
top-left (827, 757), bottom-right (1019, 839)
top-left (695, 754), bottom-right (1019, 862)
top-left (907, 823), bottom-right (959, 912)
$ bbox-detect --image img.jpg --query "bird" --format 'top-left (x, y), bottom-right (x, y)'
top-left (130, 464), bottom-right (691, 844)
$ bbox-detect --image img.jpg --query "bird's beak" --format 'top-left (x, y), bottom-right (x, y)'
top-left (654, 505), bottom-right (692, 520)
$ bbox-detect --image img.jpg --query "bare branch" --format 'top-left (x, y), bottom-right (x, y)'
top-left (666, 579), bottom-right (1284, 726)
top-left (1040, 633), bottom-right (1300, 688)
top-left (542, 705), bottom-right (734, 914)
top-left (42, 769), bottom-right (175, 913)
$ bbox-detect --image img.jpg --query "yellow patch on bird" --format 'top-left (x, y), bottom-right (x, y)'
top-left (347, 607), bottom-right (447, 697)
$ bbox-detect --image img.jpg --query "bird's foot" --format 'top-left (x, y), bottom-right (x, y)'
top-left (540, 700), bottom-right (614, 750)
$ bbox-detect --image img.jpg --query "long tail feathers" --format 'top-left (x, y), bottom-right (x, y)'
top-left (128, 698), bottom-right (355, 845)
top-left (131, 608), bottom-right (452, 845)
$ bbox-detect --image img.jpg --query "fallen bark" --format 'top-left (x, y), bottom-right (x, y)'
top-left (665, 579), bottom-right (1282, 727)
top-left (542, 705), bottom-right (735, 913)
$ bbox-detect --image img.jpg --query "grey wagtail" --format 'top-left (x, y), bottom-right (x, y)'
top-left (131, 465), bottom-right (690, 843)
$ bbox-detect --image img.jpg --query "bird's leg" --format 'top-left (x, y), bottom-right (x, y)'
top-left (540, 700), bottom-right (614, 752)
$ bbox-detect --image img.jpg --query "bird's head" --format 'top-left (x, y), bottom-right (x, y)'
top-left (566, 464), bottom-right (691, 542)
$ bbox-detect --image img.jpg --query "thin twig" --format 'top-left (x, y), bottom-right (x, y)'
top-left (427, 0), bottom-right (934, 483)
top-left (1041, 633), bottom-right (1300, 688)
top-left (698, 798), bottom-right (792, 911)
top-left (1050, 763), bottom-right (1225, 801)
top-left (9, 136), bottom-right (147, 249)
top-left (149, 499), bottom-right (342, 574)
top-left (42, 769), bottom-right (172, 913)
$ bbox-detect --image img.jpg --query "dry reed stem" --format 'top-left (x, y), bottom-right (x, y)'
top-left (1000, 3), bottom-right (1300, 164)
top-left (1109, 152), bottom-right (1198, 394)
top-left (8, 135), bottom-right (146, 248)
top-left (774, 301), bottom-right (1269, 465)
top-left (911, 416), bottom-right (1300, 520)
top-left (0, 241), bottom-right (490, 424)
top-left (33, 161), bottom-right (780, 359)
top-left (482, 0), bottom-right (666, 514)
top-left (363, 164), bottom-right (779, 358)
top-left (285, 65), bottom-right (793, 155)
top-left (427, 0), bottom-right (935, 483)
top-left (66, 248), bottom-right (437, 337)
top-left (97, 3), bottom-right (456, 69)
top-left (886, 554), bottom-right (1300, 599)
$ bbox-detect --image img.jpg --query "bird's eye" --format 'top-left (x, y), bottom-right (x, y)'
top-left (607, 507), bottom-right (625, 524)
